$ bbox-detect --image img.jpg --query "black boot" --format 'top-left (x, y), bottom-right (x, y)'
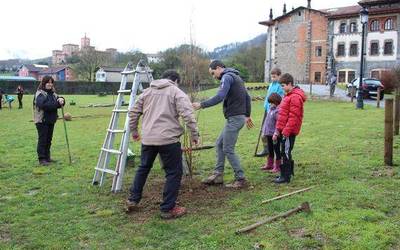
top-left (289, 160), bottom-right (294, 177)
top-left (274, 163), bottom-right (290, 184)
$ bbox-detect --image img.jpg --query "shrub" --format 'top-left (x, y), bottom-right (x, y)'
top-left (380, 69), bottom-right (400, 94)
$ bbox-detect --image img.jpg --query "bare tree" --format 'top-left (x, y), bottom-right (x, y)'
top-left (73, 48), bottom-right (111, 81)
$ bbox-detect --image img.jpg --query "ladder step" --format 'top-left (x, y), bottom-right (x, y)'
top-left (122, 70), bottom-right (152, 75)
top-left (95, 167), bottom-right (118, 175)
top-left (101, 148), bottom-right (122, 154)
top-left (118, 90), bottom-right (131, 93)
top-left (112, 109), bottom-right (128, 113)
top-left (121, 70), bottom-right (135, 75)
top-left (108, 129), bottom-right (126, 133)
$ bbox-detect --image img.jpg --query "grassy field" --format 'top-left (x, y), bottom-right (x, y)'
top-left (0, 86), bottom-right (399, 249)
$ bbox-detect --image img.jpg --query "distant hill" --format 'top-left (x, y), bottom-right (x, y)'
top-left (210, 33), bottom-right (267, 59)
top-left (30, 57), bottom-right (52, 65)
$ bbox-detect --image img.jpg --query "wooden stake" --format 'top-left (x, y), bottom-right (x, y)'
top-left (376, 87), bottom-right (381, 108)
top-left (261, 186), bottom-right (314, 204)
top-left (235, 202), bottom-right (311, 234)
top-left (385, 98), bottom-right (394, 166)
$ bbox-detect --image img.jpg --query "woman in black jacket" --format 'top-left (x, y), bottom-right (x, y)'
top-left (33, 76), bottom-right (65, 166)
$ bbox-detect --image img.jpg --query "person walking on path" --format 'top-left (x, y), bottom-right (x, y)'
top-left (33, 76), bottom-right (65, 166)
top-left (126, 70), bottom-right (199, 220)
top-left (193, 60), bottom-right (254, 188)
top-left (328, 73), bottom-right (337, 97)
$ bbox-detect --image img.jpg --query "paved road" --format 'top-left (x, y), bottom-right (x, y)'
top-left (297, 84), bottom-right (384, 108)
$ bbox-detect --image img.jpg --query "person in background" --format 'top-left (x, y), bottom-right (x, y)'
top-left (4, 94), bottom-right (15, 109)
top-left (0, 88), bottom-right (4, 110)
top-left (16, 85), bottom-right (24, 109)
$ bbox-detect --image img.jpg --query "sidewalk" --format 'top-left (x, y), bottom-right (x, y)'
top-left (297, 84), bottom-right (384, 108)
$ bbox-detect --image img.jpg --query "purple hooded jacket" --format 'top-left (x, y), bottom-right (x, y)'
top-left (262, 105), bottom-right (279, 136)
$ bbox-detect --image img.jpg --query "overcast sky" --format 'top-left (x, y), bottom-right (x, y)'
top-left (0, 0), bottom-right (358, 60)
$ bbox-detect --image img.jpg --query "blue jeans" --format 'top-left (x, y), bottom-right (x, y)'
top-left (214, 115), bottom-right (245, 180)
top-left (129, 142), bottom-right (183, 212)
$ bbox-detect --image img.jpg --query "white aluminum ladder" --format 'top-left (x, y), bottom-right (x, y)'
top-left (92, 60), bottom-right (153, 192)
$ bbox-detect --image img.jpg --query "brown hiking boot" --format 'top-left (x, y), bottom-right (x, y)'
top-left (125, 199), bottom-right (139, 213)
top-left (160, 206), bottom-right (187, 220)
top-left (201, 173), bottom-right (223, 185)
top-left (225, 178), bottom-right (247, 188)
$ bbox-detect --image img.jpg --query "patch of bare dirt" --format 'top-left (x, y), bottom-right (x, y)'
top-left (124, 176), bottom-right (238, 223)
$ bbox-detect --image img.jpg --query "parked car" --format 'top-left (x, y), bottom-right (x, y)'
top-left (347, 78), bottom-right (384, 100)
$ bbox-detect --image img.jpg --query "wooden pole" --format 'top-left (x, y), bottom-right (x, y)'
top-left (261, 186), bottom-right (314, 204)
top-left (384, 98), bottom-right (394, 166)
top-left (351, 87), bottom-right (355, 103)
top-left (309, 81), bottom-right (313, 96)
top-left (235, 202), bottom-right (311, 234)
top-left (376, 87), bottom-right (381, 108)
top-left (394, 88), bottom-right (400, 135)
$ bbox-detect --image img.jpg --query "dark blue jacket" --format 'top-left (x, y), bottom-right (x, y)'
top-left (35, 90), bottom-right (64, 124)
top-left (201, 68), bottom-right (251, 119)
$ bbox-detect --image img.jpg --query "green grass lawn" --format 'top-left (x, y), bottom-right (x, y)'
top-left (0, 89), bottom-right (399, 249)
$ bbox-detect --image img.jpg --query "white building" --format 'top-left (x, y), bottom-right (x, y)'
top-left (146, 53), bottom-right (162, 63)
top-left (96, 67), bottom-right (134, 82)
top-left (326, 0), bottom-right (400, 83)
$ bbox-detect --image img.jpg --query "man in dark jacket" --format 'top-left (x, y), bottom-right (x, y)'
top-left (193, 60), bottom-right (254, 188)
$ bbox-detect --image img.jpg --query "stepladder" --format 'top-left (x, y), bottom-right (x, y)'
top-left (92, 60), bottom-right (153, 192)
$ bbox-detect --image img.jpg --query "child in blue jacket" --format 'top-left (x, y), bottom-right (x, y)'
top-left (257, 68), bottom-right (284, 158)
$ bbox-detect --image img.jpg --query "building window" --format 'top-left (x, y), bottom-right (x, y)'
top-left (384, 18), bottom-right (393, 30)
top-left (314, 72), bottom-right (321, 83)
top-left (350, 22), bottom-right (358, 33)
top-left (338, 71), bottom-right (346, 83)
top-left (370, 20), bottom-right (380, 31)
top-left (337, 43), bottom-right (345, 56)
top-left (370, 41), bottom-right (379, 55)
top-left (315, 46), bottom-right (322, 57)
top-left (350, 43), bottom-right (358, 56)
top-left (347, 71), bottom-right (356, 83)
top-left (371, 70), bottom-right (380, 79)
top-left (339, 23), bottom-right (346, 33)
top-left (384, 40), bottom-right (393, 55)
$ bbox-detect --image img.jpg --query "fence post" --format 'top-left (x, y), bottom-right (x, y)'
top-left (394, 88), bottom-right (400, 135)
top-left (309, 81), bottom-right (313, 96)
top-left (376, 87), bottom-right (381, 108)
top-left (351, 87), bottom-right (355, 103)
top-left (384, 98), bottom-right (394, 166)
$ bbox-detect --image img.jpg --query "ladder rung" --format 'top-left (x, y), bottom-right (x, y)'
top-left (118, 90), bottom-right (131, 93)
top-left (112, 109), bottom-right (128, 113)
top-left (122, 70), bottom-right (151, 75)
top-left (108, 129), bottom-right (126, 133)
top-left (95, 167), bottom-right (118, 175)
top-left (101, 148), bottom-right (122, 154)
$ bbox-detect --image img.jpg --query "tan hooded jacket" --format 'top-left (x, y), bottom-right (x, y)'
top-left (129, 79), bottom-right (199, 145)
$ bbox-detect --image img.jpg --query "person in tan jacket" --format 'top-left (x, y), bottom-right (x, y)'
top-left (126, 70), bottom-right (199, 219)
